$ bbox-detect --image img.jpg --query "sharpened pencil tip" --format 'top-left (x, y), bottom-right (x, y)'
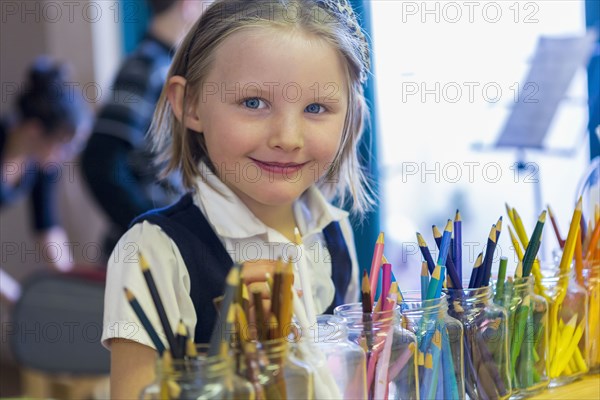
top-left (444, 219), bottom-right (453, 232)
top-left (417, 232), bottom-right (427, 247)
top-left (294, 227), bottom-right (302, 245)
top-left (138, 251), bottom-right (150, 271)
top-left (226, 265), bottom-right (241, 286)
top-left (124, 287), bottom-right (134, 301)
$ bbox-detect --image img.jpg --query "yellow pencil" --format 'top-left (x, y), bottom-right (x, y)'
top-left (506, 202), bottom-right (516, 228)
top-left (508, 226), bottom-right (524, 261)
top-left (512, 208), bottom-right (529, 248)
top-left (559, 197), bottom-right (583, 274)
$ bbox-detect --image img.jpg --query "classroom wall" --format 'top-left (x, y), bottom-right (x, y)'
top-left (0, 1), bottom-right (123, 361)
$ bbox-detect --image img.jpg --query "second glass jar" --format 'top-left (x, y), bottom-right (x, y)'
top-left (401, 291), bottom-right (466, 400)
top-left (446, 285), bottom-right (511, 400)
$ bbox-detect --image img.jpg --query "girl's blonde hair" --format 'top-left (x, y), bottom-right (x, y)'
top-left (150, 0), bottom-right (374, 215)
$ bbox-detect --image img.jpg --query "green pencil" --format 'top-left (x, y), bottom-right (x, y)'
top-left (522, 211), bottom-right (546, 277)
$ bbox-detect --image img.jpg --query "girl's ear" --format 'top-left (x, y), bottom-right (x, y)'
top-left (166, 75), bottom-right (203, 132)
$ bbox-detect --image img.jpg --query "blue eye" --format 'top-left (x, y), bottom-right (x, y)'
top-left (243, 98), bottom-right (263, 109)
top-left (305, 103), bottom-right (324, 114)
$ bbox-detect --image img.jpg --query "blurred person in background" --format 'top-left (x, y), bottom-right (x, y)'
top-left (81, 0), bottom-right (211, 259)
top-left (0, 56), bottom-right (90, 273)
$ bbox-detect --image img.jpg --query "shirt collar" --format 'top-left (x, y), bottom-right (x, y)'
top-left (192, 163), bottom-right (348, 240)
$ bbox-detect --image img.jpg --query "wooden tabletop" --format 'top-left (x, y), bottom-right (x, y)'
top-left (530, 374), bottom-right (600, 399)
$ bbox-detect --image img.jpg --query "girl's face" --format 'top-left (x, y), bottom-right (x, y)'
top-left (191, 27), bottom-right (349, 210)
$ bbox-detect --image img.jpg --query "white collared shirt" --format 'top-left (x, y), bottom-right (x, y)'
top-left (101, 167), bottom-right (359, 349)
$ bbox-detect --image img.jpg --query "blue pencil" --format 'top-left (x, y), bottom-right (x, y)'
top-left (417, 232), bottom-right (437, 274)
top-left (436, 220), bottom-right (453, 267)
top-left (421, 262), bottom-right (429, 301)
top-left (454, 210), bottom-right (462, 282)
top-left (441, 323), bottom-right (460, 398)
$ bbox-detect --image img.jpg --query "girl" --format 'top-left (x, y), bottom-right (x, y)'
top-left (102, 0), bottom-right (373, 397)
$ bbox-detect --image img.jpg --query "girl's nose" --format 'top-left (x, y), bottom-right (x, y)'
top-left (267, 113), bottom-right (304, 152)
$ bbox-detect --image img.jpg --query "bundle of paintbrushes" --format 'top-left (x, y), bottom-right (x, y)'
top-left (334, 232), bottom-right (419, 400)
top-left (409, 220), bottom-right (465, 400)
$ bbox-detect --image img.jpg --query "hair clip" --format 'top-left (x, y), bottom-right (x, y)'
top-left (315, 0), bottom-right (370, 82)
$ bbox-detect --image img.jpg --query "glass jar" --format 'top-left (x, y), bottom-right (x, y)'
top-left (334, 302), bottom-right (419, 400)
top-left (307, 315), bottom-right (367, 399)
top-left (401, 292), bottom-right (465, 400)
top-left (540, 266), bottom-right (589, 386)
top-left (494, 275), bottom-right (549, 397)
top-left (140, 351), bottom-right (254, 399)
top-left (256, 338), bottom-right (314, 399)
top-left (582, 260), bottom-right (600, 373)
top-left (446, 285), bottom-right (511, 400)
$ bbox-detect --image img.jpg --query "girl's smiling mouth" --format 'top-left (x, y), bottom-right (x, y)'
top-left (249, 157), bottom-right (309, 175)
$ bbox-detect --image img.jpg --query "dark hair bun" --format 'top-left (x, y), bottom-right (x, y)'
top-left (17, 56), bottom-right (86, 136)
top-left (26, 56), bottom-right (66, 94)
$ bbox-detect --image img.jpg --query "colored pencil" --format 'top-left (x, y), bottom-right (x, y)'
top-left (361, 270), bottom-right (374, 351)
top-left (469, 252), bottom-right (483, 289)
top-left (421, 262), bottom-right (429, 301)
top-left (174, 320), bottom-right (187, 359)
top-left (510, 296), bottom-right (530, 375)
top-left (252, 289), bottom-right (266, 341)
top-left (494, 257), bottom-right (508, 304)
top-left (550, 315), bottom-right (579, 377)
top-left (369, 232), bottom-right (385, 303)
top-left (139, 251), bottom-right (178, 358)
top-left (547, 204), bottom-right (565, 248)
top-left (522, 211), bottom-right (546, 277)
top-left (426, 265), bottom-right (442, 301)
top-left (508, 226), bottom-right (524, 261)
top-left (512, 208), bottom-right (529, 249)
top-left (417, 232), bottom-right (436, 274)
top-left (208, 264), bottom-right (241, 356)
top-left (454, 210), bottom-right (462, 282)
top-left (433, 224), bottom-right (462, 289)
top-left (479, 224), bottom-right (498, 287)
top-left (505, 203), bottom-right (516, 231)
top-left (124, 287), bottom-right (166, 356)
top-left (575, 228), bottom-right (584, 285)
top-left (441, 324), bottom-right (460, 399)
top-left (584, 215), bottom-right (600, 260)
top-left (381, 263), bottom-right (392, 304)
top-left (559, 198), bottom-right (583, 274)
top-left (495, 216), bottom-right (503, 242)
